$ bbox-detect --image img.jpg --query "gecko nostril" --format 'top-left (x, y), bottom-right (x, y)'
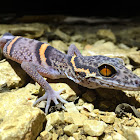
top-left (134, 80), bottom-right (139, 85)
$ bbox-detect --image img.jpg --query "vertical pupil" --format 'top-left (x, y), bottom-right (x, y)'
top-left (105, 65), bottom-right (107, 76)
top-left (98, 64), bottom-right (117, 77)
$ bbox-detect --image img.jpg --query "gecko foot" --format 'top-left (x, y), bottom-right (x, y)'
top-left (33, 88), bottom-right (68, 114)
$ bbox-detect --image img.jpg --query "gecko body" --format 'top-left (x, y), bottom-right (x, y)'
top-left (0, 33), bottom-right (140, 114)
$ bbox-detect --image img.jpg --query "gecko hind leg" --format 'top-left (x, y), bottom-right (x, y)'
top-left (21, 61), bottom-right (68, 114)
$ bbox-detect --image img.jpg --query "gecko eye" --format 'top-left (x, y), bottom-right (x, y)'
top-left (98, 64), bottom-right (117, 77)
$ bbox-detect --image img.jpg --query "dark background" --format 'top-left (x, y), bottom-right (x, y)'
top-left (0, 1), bottom-right (140, 17)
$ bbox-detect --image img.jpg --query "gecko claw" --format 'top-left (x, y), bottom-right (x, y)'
top-left (33, 88), bottom-right (68, 114)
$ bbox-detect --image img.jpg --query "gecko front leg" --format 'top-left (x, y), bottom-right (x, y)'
top-left (67, 44), bottom-right (82, 57)
top-left (21, 61), bottom-right (68, 114)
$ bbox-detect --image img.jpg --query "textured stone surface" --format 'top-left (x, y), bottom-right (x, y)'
top-left (64, 124), bottom-right (78, 136)
top-left (82, 89), bottom-right (96, 102)
top-left (83, 120), bottom-right (107, 136)
top-left (0, 60), bottom-right (27, 89)
top-left (100, 112), bottom-right (116, 124)
top-left (122, 125), bottom-right (140, 140)
top-left (0, 84), bottom-right (45, 140)
top-left (50, 82), bottom-right (80, 101)
top-left (87, 136), bottom-right (98, 140)
top-left (0, 18), bottom-right (140, 140)
top-left (65, 102), bottom-right (79, 113)
top-left (45, 112), bottom-right (64, 131)
top-left (97, 29), bottom-right (116, 42)
top-left (50, 40), bottom-right (68, 52)
top-left (64, 112), bottom-right (88, 127)
top-left (112, 132), bottom-right (127, 140)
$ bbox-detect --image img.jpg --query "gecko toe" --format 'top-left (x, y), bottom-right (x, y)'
top-left (45, 97), bottom-right (51, 114)
top-left (33, 93), bottom-right (48, 107)
top-left (33, 88), bottom-right (68, 114)
top-left (56, 88), bottom-right (65, 95)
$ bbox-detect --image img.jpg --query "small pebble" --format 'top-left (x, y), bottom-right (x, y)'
top-left (83, 120), bottom-right (107, 136)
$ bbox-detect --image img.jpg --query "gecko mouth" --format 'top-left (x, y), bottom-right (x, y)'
top-left (98, 78), bottom-right (140, 91)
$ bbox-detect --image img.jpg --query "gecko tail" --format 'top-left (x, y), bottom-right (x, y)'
top-left (2, 32), bottom-right (14, 41)
top-left (0, 33), bottom-right (14, 52)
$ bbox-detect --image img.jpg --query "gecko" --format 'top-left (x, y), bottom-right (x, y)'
top-left (0, 33), bottom-right (140, 114)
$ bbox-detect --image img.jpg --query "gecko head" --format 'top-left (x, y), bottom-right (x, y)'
top-left (0, 33), bottom-right (14, 51)
top-left (86, 56), bottom-right (140, 91)
top-left (70, 55), bottom-right (140, 91)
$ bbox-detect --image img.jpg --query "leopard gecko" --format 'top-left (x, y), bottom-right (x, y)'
top-left (0, 33), bottom-right (140, 114)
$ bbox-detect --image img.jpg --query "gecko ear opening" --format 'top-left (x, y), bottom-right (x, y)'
top-left (98, 64), bottom-right (117, 78)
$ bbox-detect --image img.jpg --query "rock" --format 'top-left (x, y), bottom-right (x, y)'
top-left (100, 112), bottom-right (116, 124)
top-left (69, 41), bottom-right (84, 51)
top-left (65, 102), bottom-right (79, 113)
top-left (121, 125), bottom-right (140, 140)
top-left (123, 90), bottom-right (140, 103)
top-left (85, 34), bottom-right (97, 44)
top-left (87, 136), bottom-right (98, 140)
top-left (45, 112), bottom-right (64, 131)
top-left (73, 132), bottom-right (87, 140)
top-left (0, 60), bottom-right (27, 90)
top-left (50, 82), bottom-right (80, 102)
top-left (54, 28), bottom-right (70, 41)
top-left (64, 112), bottom-right (88, 127)
top-left (116, 26), bottom-right (140, 48)
top-left (0, 83), bottom-right (45, 140)
top-left (96, 88), bottom-right (117, 100)
top-left (40, 131), bottom-right (53, 140)
top-left (118, 43), bottom-right (130, 50)
top-left (133, 68), bottom-right (140, 77)
top-left (83, 40), bottom-right (140, 65)
top-left (64, 112), bottom-right (74, 124)
top-left (112, 132), bottom-right (127, 140)
top-left (125, 119), bottom-right (135, 126)
top-left (73, 133), bottom-right (81, 140)
top-left (50, 40), bottom-right (68, 53)
top-left (103, 135), bottom-right (113, 140)
top-left (82, 103), bottom-right (94, 112)
top-left (82, 89), bottom-right (96, 102)
top-left (67, 137), bottom-right (76, 140)
top-left (97, 29), bottom-right (116, 42)
top-left (71, 34), bottom-right (84, 42)
top-left (40, 131), bottom-right (58, 140)
top-left (83, 120), bottom-right (107, 136)
top-left (64, 102), bottom-right (89, 126)
top-left (77, 98), bottom-right (85, 106)
top-left (127, 49), bottom-right (140, 64)
top-left (99, 101), bottom-right (113, 110)
top-left (125, 64), bottom-right (133, 71)
top-left (88, 112), bottom-right (98, 118)
top-left (64, 124), bottom-right (78, 136)
top-left (91, 40), bottom-right (118, 51)
top-left (0, 23), bottom-right (49, 39)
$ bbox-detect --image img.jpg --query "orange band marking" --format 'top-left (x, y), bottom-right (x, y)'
top-left (71, 55), bottom-right (90, 73)
top-left (39, 43), bottom-right (49, 63)
top-left (71, 55), bottom-right (96, 78)
top-left (7, 36), bottom-right (20, 55)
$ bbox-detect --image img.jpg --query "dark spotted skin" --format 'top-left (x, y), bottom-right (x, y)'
top-left (0, 33), bottom-right (140, 114)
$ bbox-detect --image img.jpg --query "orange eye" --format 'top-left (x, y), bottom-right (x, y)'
top-left (98, 64), bottom-right (117, 77)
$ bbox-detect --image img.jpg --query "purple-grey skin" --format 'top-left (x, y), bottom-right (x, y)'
top-left (0, 33), bottom-right (140, 114)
